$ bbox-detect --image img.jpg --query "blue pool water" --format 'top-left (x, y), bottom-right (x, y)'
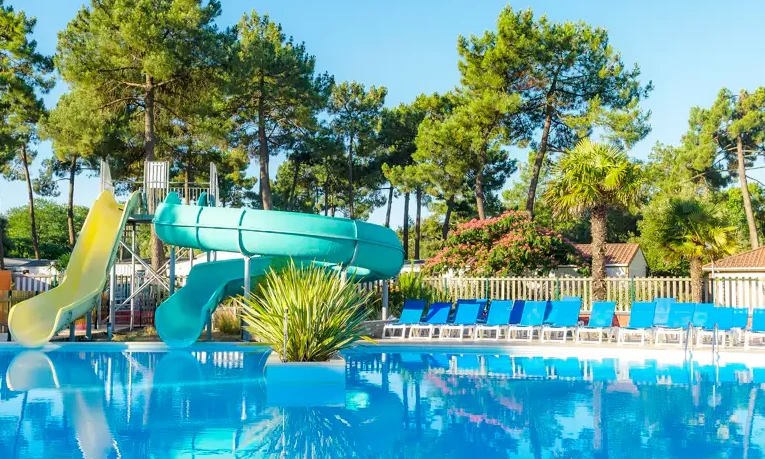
top-left (0, 346), bottom-right (764, 458)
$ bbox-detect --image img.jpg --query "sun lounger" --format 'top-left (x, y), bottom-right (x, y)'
top-left (743, 308), bottom-right (765, 348)
top-left (540, 300), bottom-right (581, 342)
top-left (695, 307), bottom-right (734, 347)
top-left (731, 307), bottom-right (750, 345)
top-left (615, 301), bottom-right (657, 345)
top-left (382, 299), bottom-right (426, 338)
top-left (654, 302), bottom-right (695, 346)
top-left (507, 301), bottom-right (547, 341)
top-left (440, 299), bottom-right (485, 340)
top-left (651, 297), bottom-right (677, 328)
top-left (408, 302), bottom-right (452, 340)
top-left (475, 300), bottom-right (514, 340)
top-left (575, 301), bottom-right (616, 343)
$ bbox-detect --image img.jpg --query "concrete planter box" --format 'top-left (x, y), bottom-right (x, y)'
top-left (264, 351), bottom-right (346, 407)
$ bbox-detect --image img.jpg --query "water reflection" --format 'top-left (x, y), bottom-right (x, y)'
top-left (0, 348), bottom-right (764, 458)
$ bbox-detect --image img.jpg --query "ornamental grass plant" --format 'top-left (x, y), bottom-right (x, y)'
top-left (238, 260), bottom-right (373, 362)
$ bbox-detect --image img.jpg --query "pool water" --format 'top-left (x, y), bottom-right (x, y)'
top-left (0, 347), bottom-right (764, 458)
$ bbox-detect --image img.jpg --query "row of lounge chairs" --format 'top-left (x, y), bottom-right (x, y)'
top-left (382, 297), bottom-right (765, 347)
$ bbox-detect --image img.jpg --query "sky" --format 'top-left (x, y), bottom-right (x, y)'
top-left (2, 0), bottom-right (765, 227)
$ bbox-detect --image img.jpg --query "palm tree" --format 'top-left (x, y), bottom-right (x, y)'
top-left (655, 197), bottom-right (736, 302)
top-left (545, 139), bottom-right (643, 300)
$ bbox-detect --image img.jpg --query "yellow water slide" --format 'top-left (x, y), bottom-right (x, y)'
top-left (8, 190), bottom-right (141, 347)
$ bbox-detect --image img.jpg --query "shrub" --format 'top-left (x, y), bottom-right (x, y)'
top-left (389, 270), bottom-right (450, 316)
top-left (214, 306), bottom-right (241, 335)
top-left (424, 211), bottom-right (590, 276)
top-left (238, 260), bottom-right (373, 362)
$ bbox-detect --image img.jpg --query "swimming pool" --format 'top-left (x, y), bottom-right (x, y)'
top-left (0, 344), bottom-right (763, 458)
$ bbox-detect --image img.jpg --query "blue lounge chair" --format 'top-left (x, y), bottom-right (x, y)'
top-left (695, 307), bottom-right (734, 347)
top-left (540, 300), bottom-right (581, 342)
top-left (440, 300), bottom-right (484, 340)
top-left (615, 301), bottom-right (657, 345)
top-left (475, 300), bottom-right (514, 340)
top-left (509, 300), bottom-right (525, 325)
top-left (382, 299), bottom-right (426, 338)
top-left (652, 297), bottom-right (677, 328)
top-left (744, 308), bottom-right (765, 348)
top-left (654, 302), bottom-right (695, 346)
top-left (575, 301), bottom-right (616, 343)
top-left (691, 302), bottom-right (713, 328)
top-left (408, 302), bottom-right (452, 340)
top-left (731, 307), bottom-right (750, 345)
top-left (507, 301), bottom-right (547, 341)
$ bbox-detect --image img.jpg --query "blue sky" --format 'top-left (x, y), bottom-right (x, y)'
top-left (2, 0), bottom-right (765, 227)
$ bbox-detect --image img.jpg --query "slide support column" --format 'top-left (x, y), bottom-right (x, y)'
top-left (242, 256), bottom-right (252, 342)
top-left (382, 280), bottom-right (390, 320)
top-left (169, 247), bottom-right (176, 296)
top-left (86, 309), bottom-right (92, 341)
top-left (206, 311), bottom-right (212, 341)
top-left (69, 321), bottom-right (75, 342)
top-left (130, 223), bottom-right (136, 331)
top-left (108, 264), bottom-right (116, 341)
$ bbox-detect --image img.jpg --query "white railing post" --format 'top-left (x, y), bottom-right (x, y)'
top-left (382, 280), bottom-right (389, 320)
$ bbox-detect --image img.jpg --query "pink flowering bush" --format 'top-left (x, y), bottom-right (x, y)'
top-left (424, 211), bottom-right (590, 276)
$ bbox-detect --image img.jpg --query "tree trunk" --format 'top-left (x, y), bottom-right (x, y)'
top-left (67, 157), bottom-right (77, 247)
top-left (21, 144), bottom-right (40, 260)
top-left (347, 131), bottom-right (355, 219)
top-left (0, 220), bottom-right (5, 270)
top-left (415, 187), bottom-right (422, 259)
top-left (258, 74), bottom-right (273, 210)
top-left (323, 182), bottom-right (329, 216)
top-left (384, 186), bottom-right (394, 228)
top-left (475, 148), bottom-right (487, 220)
top-left (526, 106), bottom-right (554, 218)
top-left (442, 196), bottom-right (454, 240)
top-left (144, 75), bottom-right (164, 271)
top-left (737, 135), bottom-right (759, 249)
top-left (184, 157), bottom-right (190, 205)
top-left (144, 75), bottom-right (156, 161)
top-left (591, 204), bottom-right (608, 301)
top-left (287, 159), bottom-right (301, 211)
top-left (690, 256), bottom-right (704, 303)
top-left (403, 192), bottom-right (410, 259)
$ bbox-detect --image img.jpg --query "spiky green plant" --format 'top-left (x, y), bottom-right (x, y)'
top-left (238, 260), bottom-right (374, 362)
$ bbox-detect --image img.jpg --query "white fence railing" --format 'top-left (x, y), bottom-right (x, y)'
top-left (11, 274), bottom-right (765, 313)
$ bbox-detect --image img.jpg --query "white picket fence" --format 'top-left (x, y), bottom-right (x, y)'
top-left (12, 273), bottom-right (765, 313)
top-left (414, 276), bottom-right (765, 312)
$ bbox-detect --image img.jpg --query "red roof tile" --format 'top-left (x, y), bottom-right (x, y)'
top-left (703, 247), bottom-right (765, 270)
top-left (573, 243), bottom-right (640, 266)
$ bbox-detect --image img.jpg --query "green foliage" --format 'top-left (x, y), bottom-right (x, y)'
top-left (4, 200), bottom-right (88, 260)
top-left (213, 306), bottom-right (240, 335)
top-left (229, 11), bottom-right (331, 209)
top-left (458, 6), bottom-right (652, 214)
top-left (424, 211), bottom-right (589, 277)
top-left (391, 270), bottom-right (449, 314)
top-left (647, 197), bottom-right (736, 265)
top-left (328, 81), bottom-right (387, 219)
top-left (238, 260), bottom-right (373, 362)
top-left (545, 140), bottom-right (644, 217)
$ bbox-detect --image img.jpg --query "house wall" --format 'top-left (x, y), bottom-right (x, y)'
top-left (628, 250), bottom-right (648, 277)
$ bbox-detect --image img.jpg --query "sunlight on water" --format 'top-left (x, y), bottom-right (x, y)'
top-left (0, 347), bottom-right (764, 458)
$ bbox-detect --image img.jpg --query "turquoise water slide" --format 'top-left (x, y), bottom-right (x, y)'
top-left (152, 193), bottom-right (404, 347)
